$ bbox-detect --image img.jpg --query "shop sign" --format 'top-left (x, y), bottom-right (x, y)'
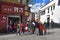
top-left (14, 7), bottom-right (23, 13)
top-left (0, 14), bottom-right (7, 28)
top-left (1, 5), bottom-right (24, 14)
top-left (1, 16), bottom-right (6, 23)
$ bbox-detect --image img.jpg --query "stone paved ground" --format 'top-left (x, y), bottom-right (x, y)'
top-left (0, 28), bottom-right (60, 40)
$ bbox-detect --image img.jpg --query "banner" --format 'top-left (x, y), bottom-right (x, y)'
top-left (1, 5), bottom-right (24, 15)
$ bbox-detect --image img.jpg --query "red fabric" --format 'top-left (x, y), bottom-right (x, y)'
top-left (24, 30), bottom-right (28, 32)
top-left (13, 25), bottom-right (16, 29)
top-left (20, 23), bottom-right (24, 30)
top-left (39, 23), bottom-right (44, 30)
top-left (26, 24), bottom-right (29, 27)
top-left (26, 23), bottom-right (29, 27)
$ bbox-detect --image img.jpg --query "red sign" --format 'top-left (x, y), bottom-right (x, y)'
top-left (1, 5), bottom-right (24, 15)
top-left (1, 5), bottom-right (14, 14)
top-left (0, 14), bottom-right (7, 30)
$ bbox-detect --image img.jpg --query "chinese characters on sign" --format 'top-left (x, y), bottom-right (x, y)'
top-left (1, 5), bottom-right (24, 14)
top-left (14, 7), bottom-right (23, 13)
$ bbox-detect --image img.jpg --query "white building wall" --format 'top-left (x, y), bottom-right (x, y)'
top-left (35, 13), bottom-right (40, 20)
top-left (54, 0), bottom-right (58, 6)
top-left (53, 0), bottom-right (60, 23)
top-left (45, 9), bottom-right (47, 15)
top-left (40, 0), bottom-right (60, 23)
top-left (53, 6), bottom-right (60, 23)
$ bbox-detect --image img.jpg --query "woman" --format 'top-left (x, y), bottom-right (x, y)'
top-left (39, 22), bottom-right (44, 35)
top-left (20, 22), bottom-right (24, 35)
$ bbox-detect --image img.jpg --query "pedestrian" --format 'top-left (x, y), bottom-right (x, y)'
top-left (31, 19), bottom-right (36, 34)
top-left (13, 23), bottom-right (17, 32)
top-left (43, 21), bottom-right (47, 35)
top-left (16, 22), bottom-right (20, 35)
top-left (34, 19), bottom-right (40, 35)
top-left (20, 22), bottom-right (24, 35)
top-left (7, 25), bottom-right (12, 33)
top-left (39, 22), bottom-right (44, 35)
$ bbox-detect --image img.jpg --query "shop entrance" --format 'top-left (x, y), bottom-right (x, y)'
top-left (7, 15), bottom-right (20, 33)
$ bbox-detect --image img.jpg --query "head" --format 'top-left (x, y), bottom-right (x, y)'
top-left (36, 18), bottom-right (40, 22)
top-left (26, 21), bottom-right (29, 24)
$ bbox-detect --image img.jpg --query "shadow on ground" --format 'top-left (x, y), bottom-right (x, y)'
top-left (0, 32), bottom-right (16, 36)
top-left (45, 31), bottom-right (55, 35)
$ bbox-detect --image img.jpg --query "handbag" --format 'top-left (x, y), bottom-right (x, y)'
top-left (25, 26), bottom-right (28, 30)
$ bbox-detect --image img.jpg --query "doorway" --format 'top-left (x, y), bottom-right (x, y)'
top-left (7, 15), bottom-right (20, 33)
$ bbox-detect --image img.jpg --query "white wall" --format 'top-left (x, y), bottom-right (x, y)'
top-left (40, 0), bottom-right (60, 23)
top-left (35, 13), bottom-right (40, 20)
top-left (53, 6), bottom-right (60, 23)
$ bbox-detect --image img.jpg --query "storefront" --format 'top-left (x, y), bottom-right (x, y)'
top-left (0, 2), bottom-right (25, 32)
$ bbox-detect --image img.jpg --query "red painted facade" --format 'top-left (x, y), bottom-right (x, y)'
top-left (0, 1), bottom-right (25, 32)
top-left (0, 14), bottom-right (7, 30)
top-left (0, 1), bottom-right (25, 15)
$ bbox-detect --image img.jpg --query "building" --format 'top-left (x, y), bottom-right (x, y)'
top-left (0, 1), bottom-right (25, 32)
top-left (0, 0), bottom-right (29, 5)
top-left (40, 0), bottom-right (54, 23)
top-left (40, 0), bottom-right (60, 27)
top-left (0, 0), bottom-right (30, 32)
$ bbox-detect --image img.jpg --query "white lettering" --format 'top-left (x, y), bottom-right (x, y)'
top-left (14, 7), bottom-right (18, 12)
top-left (4, 8), bottom-right (7, 11)
top-left (19, 8), bottom-right (23, 13)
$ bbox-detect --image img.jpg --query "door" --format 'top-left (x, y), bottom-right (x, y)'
top-left (7, 15), bottom-right (20, 32)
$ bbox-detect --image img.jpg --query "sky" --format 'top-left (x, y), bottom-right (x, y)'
top-left (28, 0), bottom-right (50, 12)
top-left (29, 0), bottom-right (50, 4)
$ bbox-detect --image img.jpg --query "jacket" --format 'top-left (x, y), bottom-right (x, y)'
top-left (39, 23), bottom-right (44, 30)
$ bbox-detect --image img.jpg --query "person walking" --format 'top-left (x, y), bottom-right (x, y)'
top-left (20, 22), bottom-right (24, 35)
top-left (34, 19), bottom-right (40, 35)
top-left (31, 20), bottom-right (35, 34)
top-left (16, 22), bottom-right (20, 35)
top-left (13, 23), bottom-right (17, 32)
top-left (43, 21), bottom-right (47, 35)
top-left (39, 22), bottom-right (44, 35)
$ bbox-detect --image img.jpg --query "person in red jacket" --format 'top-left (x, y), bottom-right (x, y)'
top-left (39, 22), bottom-right (44, 35)
top-left (20, 22), bottom-right (24, 35)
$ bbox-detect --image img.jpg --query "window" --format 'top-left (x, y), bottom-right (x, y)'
top-left (52, 11), bottom-right (53, 15)
top-left (48, 8), bottom-right (49, 13)
top-left (51, 6), bottom-right (52, 11)
top-left (58, 0), bottom-right (60, 5)
top-left (53, 4), bottom-right (55, 10)
top-left (41, 11), bottom-right (45, 15)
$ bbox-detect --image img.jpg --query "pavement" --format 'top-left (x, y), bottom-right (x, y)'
top-left (0, 28), bottom-right (60, 40)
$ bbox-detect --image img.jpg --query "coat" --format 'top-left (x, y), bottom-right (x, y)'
top-left (39, 23), bottom-right (44, 30)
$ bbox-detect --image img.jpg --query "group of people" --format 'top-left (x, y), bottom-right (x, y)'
top-left (7, 19), bottom-right (47, 36)
top-left (31, 19), bottom-right (46, 35)
top-left (7, 21), bottom-right (24, 35)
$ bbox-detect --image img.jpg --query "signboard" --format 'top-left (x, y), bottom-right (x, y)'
top-left (1, 5), bottom-right (24, 15)
top-left (1, 5), bottom-right (14, 14)
top-left (0, 14), bottom-right (7, 30)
